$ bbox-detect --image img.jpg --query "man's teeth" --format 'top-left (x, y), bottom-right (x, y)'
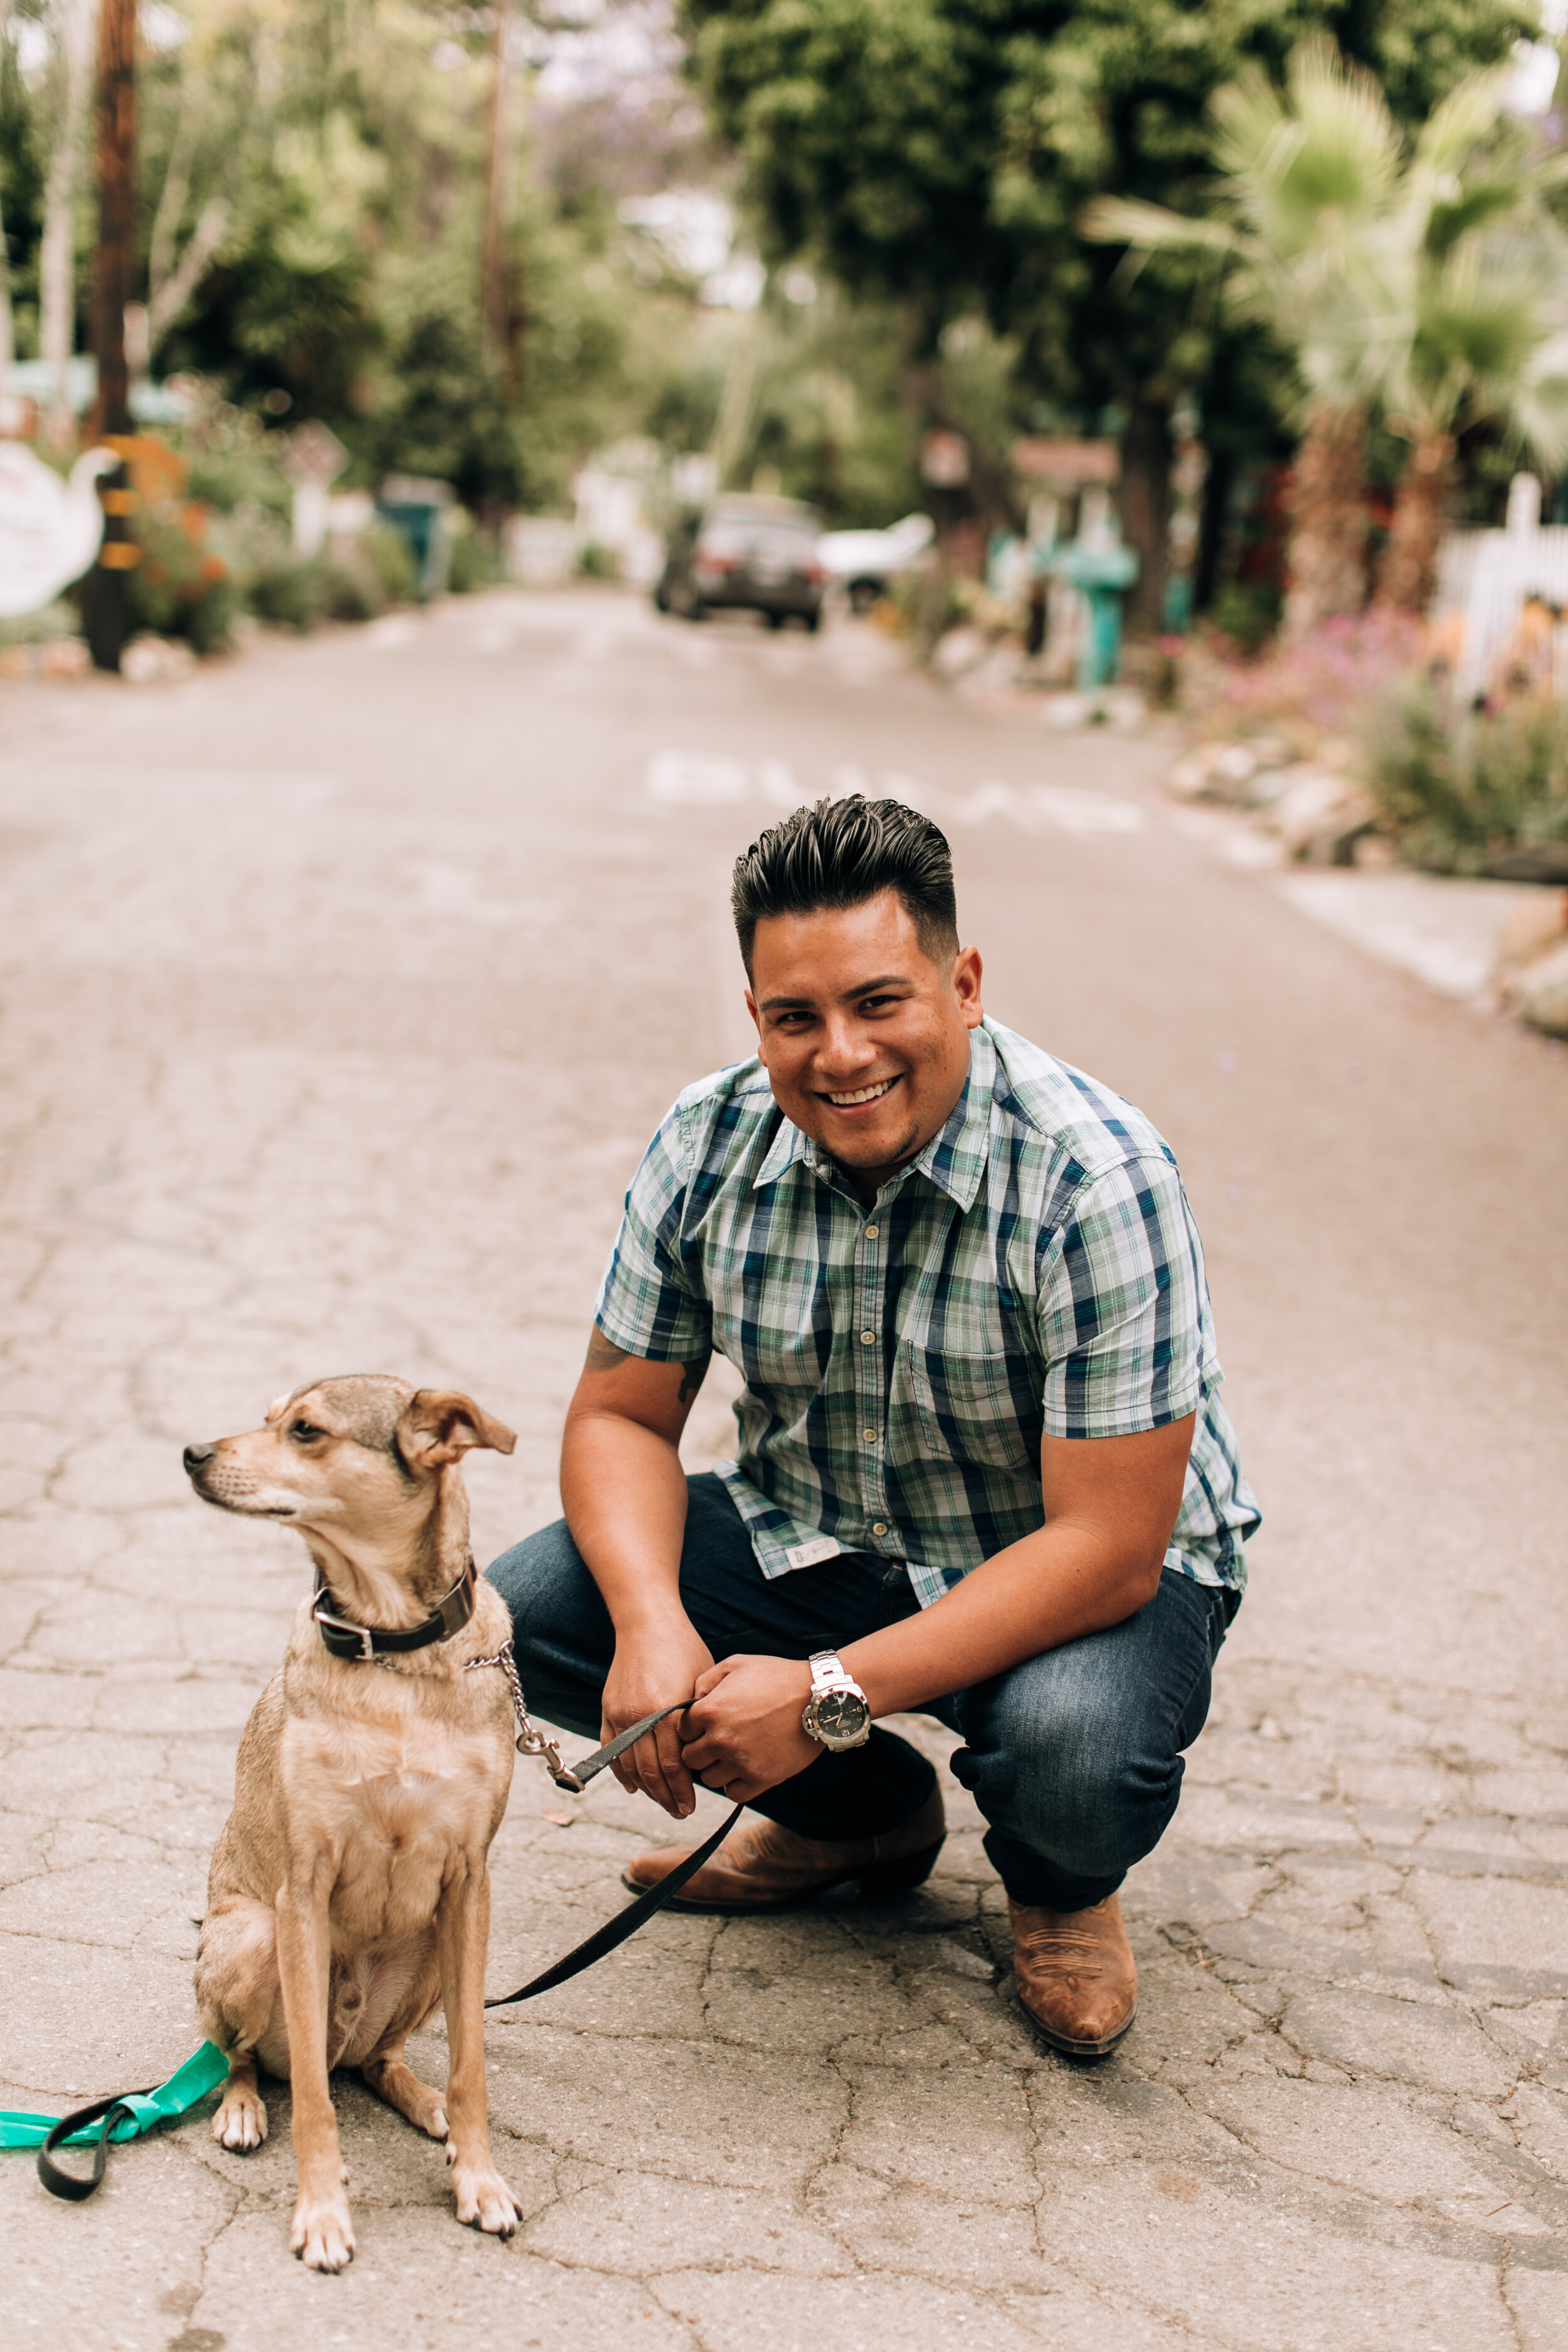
top-left (827, 1079), bottom-right (894, 1106)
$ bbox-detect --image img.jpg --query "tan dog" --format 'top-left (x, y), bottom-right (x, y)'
top-left (186, 1375), bottom-right (524, 2272)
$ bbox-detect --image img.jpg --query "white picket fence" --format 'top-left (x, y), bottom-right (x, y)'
top-left (1433, 475), bottom-right (1568, 696)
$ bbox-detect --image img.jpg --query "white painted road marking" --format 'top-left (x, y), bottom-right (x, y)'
top-left (645, 754), bottom-right (1145, 835)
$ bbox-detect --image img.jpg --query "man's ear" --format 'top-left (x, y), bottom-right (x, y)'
top-left (396, 1389), bottom-right (517, 1470)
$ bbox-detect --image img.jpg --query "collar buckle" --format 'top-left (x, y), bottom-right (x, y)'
top-left (312, 1601), bottom-right (378, 1661)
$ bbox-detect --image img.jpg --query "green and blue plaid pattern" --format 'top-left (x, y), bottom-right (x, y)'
top-left (595, 1020), bottom-right (1258, 1607)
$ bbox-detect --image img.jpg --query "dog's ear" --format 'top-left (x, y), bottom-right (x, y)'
top-left (397, 1389), bottom-right (517, 1470)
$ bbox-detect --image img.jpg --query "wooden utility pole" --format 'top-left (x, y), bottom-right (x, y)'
top-left (87, 0), bottom-right (139, 672)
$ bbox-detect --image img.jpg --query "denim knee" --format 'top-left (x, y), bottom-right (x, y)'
top-left (483, 1517), bottom-right (612, 1738)
top-left (952, 1674), bottom-right (1186, 1884)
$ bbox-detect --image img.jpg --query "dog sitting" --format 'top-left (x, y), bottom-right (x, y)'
top-left (185, 1376), bottom-right (524, 2272)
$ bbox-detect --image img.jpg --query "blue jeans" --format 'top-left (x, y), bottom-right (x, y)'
top-left (486, 1471), bottom-right (1236, 1910)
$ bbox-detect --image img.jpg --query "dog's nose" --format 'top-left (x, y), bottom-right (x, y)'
top-left (183, 1443), bottom-right (215, 1473)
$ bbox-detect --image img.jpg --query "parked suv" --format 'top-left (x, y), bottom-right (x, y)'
top-left (655, 495), bottom-right (826, 630)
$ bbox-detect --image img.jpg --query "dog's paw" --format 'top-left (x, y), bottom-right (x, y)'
top-left (212, 2089), bottom-right (267, 2151)
top-left (450, 2161), bottom-right (524, 2237)
top-left (290, 2191), bottom-right (355, 2272)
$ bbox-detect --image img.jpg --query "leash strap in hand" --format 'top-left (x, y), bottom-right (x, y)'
top-left (486, 1699), bottom-right (744, 2008)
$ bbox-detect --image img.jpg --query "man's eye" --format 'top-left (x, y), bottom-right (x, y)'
top-left (290, 1420), bottom-right (324, 1443)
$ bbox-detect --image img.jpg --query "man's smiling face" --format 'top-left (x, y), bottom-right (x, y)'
top-left (745, 888), bottom-right (984, 1195)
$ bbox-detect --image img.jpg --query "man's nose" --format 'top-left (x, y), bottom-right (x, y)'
top-left (817, 1019), bottom-right (876, 1072)
top-left (183, 1443), bottom-right (215, 1472)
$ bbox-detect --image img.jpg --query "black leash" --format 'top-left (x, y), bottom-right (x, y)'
top-left (485, 1698), bottom-right (743, 2008)
top-left (38, 2094), bottom-right (152, 2201)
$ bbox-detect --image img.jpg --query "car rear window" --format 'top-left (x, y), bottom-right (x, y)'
top-left (699, 522), bottom-right (817, 559)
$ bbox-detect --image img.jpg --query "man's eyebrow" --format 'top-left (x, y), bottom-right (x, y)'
top-left (758, 972), bottom-right (914, 1012)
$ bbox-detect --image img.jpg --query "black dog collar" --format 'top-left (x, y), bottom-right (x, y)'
top-left (312, 1560), bottom-right (477, 1661)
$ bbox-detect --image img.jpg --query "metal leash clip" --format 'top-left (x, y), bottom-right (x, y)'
top-left (465, 1640), bottom-right (585, 1791)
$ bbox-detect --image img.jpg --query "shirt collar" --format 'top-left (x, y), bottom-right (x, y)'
top-left (751, 1025), bottom-right (994, 1210)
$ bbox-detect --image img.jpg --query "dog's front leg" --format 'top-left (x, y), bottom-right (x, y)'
top-left (435, 1862), bottom-right (522, 2236)
top-left (275, 1871), bottom-right (354, 2271)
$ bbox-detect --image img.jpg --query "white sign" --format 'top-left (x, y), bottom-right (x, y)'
top-left (0, 443), bottom-right (112, 617)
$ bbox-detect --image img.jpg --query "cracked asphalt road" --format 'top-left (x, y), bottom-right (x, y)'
top-left (3, 586), bottom-right (1567, 2351)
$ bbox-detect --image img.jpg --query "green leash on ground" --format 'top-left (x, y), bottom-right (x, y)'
top-left (2, 2042), bottom-right (230, 2196)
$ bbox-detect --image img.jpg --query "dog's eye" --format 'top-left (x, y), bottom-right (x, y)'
top-left (289, 1419), bottom-right (325, 1443)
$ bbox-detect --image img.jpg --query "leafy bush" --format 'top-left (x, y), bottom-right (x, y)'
top-left (0, 599), bottom-right (80, 650)
top-left (361, 522), bottom-right (418, 606)
top-left (1365, 686), bottom-right (1568, 877)
top-left (122, 438), bottom-right (243, 653)
top-left (1207, 580), bottom-right (1283, 659)
top-left (315, 559), bottom-right (382, 623)
top-left (1178, 610), bottom-right (1422, 755)
top-left (447, 522), bottom-right (504, 594)
top-left (246, 557), bottom-right (327, 633)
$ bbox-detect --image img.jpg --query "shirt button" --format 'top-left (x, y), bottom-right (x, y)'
top-left (861, 1330), bottom-right (874, 1344)
top-left (873, 1522), bottom-right (888, 1537)
top-left (862, 1428), bottom-right (877, 1443)
top-left (864, 1224), bottom-right (879, 1239)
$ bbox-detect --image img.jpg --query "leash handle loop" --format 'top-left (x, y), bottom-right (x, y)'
top-left (37, 2091), bottom-right (150, 2201)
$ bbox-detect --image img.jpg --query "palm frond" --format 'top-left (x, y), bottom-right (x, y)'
top-left (1078, 197), bottom-right (1240, 258)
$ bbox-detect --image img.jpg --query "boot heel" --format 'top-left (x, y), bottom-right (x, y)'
top-left (861, 1836), bottom-right (945, 1897)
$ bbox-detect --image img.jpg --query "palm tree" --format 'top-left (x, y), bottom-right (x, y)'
top-left (1354, 73), bottom-right (1568, 612)
top-left (1084, 41), bottom-right (1402, 635)
top-left (1084, 43), bottom-right (1568, 630)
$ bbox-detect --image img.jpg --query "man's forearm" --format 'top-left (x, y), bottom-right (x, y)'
top-left (839, 1522), bottom-right (1162, 1718)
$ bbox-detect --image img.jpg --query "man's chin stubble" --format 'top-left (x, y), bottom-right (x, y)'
top-left (826, 1118), bottom-right (923, 1172)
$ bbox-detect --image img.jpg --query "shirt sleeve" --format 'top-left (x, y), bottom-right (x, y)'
top-left (1037, 1154), bottom-right (1210, 1439)
top-left (592, 1104), bottom-right (714, 1362)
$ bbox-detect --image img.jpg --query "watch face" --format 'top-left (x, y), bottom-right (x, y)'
top-left (813, 1688), bottom-right (869, 1743)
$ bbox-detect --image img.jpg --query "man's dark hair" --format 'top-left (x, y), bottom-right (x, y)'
top-left (731, 796), bottom-right (958, 973)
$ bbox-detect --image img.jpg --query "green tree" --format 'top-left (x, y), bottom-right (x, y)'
top-left (1088, 46), bottom-right (1568, 622)
top-left (682, 0), bottom-right (1535, 630)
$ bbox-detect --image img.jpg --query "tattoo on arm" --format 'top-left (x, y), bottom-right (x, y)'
top-left (584, 1328), bottom-right (632, 1373)
top-left (581, 1328), bottom-right (710, 1407)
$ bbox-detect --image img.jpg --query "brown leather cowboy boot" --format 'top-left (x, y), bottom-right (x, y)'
top-left (1009, 1892), bottom-right (1138, 2057)
top-left (622, 1786), bottom-right (946, 1912)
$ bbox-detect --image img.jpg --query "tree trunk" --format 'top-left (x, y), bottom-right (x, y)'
top-left (1376, 426), bottom-right (1454, 615)
top-left (481, 4), bottom-right (516, 372)
top-left (1192, 442), bottom-right (1232, 617)
top-left (87, 0), bottom-right (137, 675)
top-left (40, 0), bottom-right (94, 448)
top-left (0, 179), bottom-right (14, 425)
top-left (1282, 403), bottom-right (1369, 637)
top-left (1117, 398), bottom-right (1171, 639)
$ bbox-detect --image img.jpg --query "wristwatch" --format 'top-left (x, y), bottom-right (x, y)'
top-left (801, 1651), bottom-right (872, 1751)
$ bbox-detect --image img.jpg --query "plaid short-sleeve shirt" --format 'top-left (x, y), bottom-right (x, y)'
top-left (595, 1019), bottom-right (1259, 1608)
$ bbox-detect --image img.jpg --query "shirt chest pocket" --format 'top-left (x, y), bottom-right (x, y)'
top-left (898, 1340), bottom-right (1041, 1476)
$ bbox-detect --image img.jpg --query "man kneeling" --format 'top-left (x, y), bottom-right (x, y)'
top-left (489, 796), bottom-right (1258, 2057)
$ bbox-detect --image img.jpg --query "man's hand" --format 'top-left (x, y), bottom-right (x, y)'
top-left (679, 1654), bottom-right (820, 1803)
top-left (601, 1616), bottom-right (715, 1819)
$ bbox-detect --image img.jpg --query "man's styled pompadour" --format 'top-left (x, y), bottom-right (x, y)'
top-left (731, 796), bottom-right (959, 973)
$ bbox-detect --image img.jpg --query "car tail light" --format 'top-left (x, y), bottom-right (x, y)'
top-left (694, 551), bottom-right (737, 578)
top-left (803, 562), bottom-right (829, 585)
